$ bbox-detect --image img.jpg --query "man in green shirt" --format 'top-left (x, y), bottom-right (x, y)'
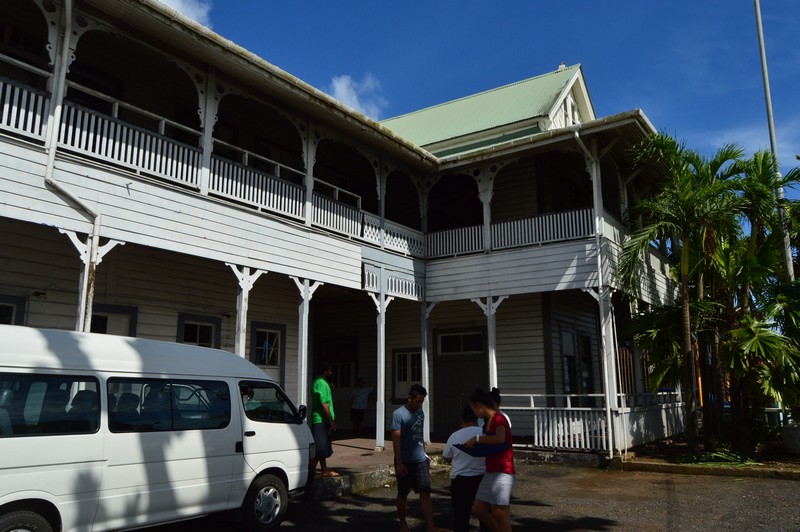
top-left (311, 363), bottom-right (338, 477)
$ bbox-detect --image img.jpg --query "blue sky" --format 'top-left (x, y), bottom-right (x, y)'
top-left (162, 1), bottom-right (800, 200)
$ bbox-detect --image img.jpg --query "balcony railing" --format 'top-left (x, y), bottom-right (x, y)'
top-left (0, 77), bottom-right (48, 140)
top-left (0, 76), bottom-right (628, 263)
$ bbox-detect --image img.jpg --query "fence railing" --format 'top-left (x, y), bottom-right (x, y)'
top-left (0, 77), bottom-right (48, 140)
top-left (210, 155), bottom-right (305, 220)
top-left (502, 391), bottom-right (684, 452)
top-left (427, 224), bottom-right (484, 258)
top-left (492, 208), bottom-right (594, 250)
top-left (312, 192), bottom-right (362, 237)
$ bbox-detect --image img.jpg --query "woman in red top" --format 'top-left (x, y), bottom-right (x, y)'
top-left (465, 388), bottom-right (515, 532)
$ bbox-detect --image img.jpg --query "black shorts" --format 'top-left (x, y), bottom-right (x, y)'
top-left (396, 459), bottom-right (431, 497)
top-left (312, 422), bottom-right (333, 459)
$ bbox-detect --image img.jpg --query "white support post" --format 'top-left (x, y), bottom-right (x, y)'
top-left (576, 132), bottom-right (617, 457)
top-left (227, 264), bottom-right (266, 358)
top-left (421, 301), bottom-right (437, 444)
top-left (198, 72), bottom-right (220, 196)
top-left (60, 221), bottom-right (123, 332)
top-left (303, 124), bottom-right (317, 227)
top-left (471, 295), bottom-right (508, 389)
top-left (292, 277), bottom-right (322, 407)
top-left (370, 269), bottom-right (394, 451)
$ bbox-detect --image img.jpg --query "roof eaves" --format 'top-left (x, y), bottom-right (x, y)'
top-left (132, 0), bottom-right (439, 168)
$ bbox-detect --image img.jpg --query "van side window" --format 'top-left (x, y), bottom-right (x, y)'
top-left (240, 380), bottom-right (300, 424)
top-left (108, 378), bottom-right (230, 432)
top-left (0, 373), bottom-right (100, 437)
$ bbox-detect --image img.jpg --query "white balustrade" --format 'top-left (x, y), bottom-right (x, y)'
top-left (427, 225), bottom-right (484, 258)
top-left (59, 102), bottom-right (201, 187)
top-left (210, 155), bottom-right (305, 220)
top-left (0, 78), bottom-right (47, 140)
top-left (312, 193), bottom-right (362, 237)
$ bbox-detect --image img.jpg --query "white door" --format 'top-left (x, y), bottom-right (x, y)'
top-left (97, 378), bottom-right (235, 530)
top-left (232, 380), bottom-right (310, 504)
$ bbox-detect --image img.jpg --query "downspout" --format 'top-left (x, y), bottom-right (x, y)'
top-left (44, 0), bottom-right (101, 332)
top-left (574, 130), bottom-right (615, 459)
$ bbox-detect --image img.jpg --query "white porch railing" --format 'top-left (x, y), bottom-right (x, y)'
top-left (0, 77), bottom-right (629, 264)
top-left (492, 208), bottom-right (594, 250)
top-left (502, 391), bottom-right (684, 452)
top-left (209, 155), bottom-right (305, 220)
top-left (427, 225), bottom-right (484, 258)
top-left (312, 192), bottom-right (362, 237)
top-left (363, 213), bottom-right (426, 256)
top-left (0, 77), bottom-right (48, 140)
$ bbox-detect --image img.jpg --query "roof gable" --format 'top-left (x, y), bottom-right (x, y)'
top-left (381, 64), bottom-right (593, 152)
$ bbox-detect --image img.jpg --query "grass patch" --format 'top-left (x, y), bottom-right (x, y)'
top-left (671, 450), bottom-right (761, 466)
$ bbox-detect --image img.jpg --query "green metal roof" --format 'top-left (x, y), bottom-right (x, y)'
top-left (381, 64), bottom-right (581, 149)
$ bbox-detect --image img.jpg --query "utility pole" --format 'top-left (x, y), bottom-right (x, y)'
top-left (754, 0), bottom-right (794, 282)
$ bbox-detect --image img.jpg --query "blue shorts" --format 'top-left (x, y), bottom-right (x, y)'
top-left (396, 459), bottom-right (431, 497)
top-left (312, 422), bottom-right (333, 459)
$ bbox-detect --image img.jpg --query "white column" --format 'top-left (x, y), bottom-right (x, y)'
top-left (198, 72), bottom-right (220, 196)
top-left (471, 296), bottom-right (508, 389)
top-left (60, 221), bottom-right (122, 332)
top-left (577, 132), bottom-right (618, 456)
top-left (421, 301), bottom-right (437, 444)
top-left (227, 264), bottom-right (266, 357)
top-left (292, 277), bottom-right (322, 406)
top-left (370, 269), bottom-right (393, 451)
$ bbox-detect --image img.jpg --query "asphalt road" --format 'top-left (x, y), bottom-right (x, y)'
top-left (147, 463), bottom-right (800, 531)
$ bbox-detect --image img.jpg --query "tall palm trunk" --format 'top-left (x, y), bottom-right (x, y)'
top-left (681, 237), bottom-right (699, 450)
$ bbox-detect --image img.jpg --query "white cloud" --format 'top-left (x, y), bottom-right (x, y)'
top-left (157, 0), bottom-right (213, 28)
top-left (328, 74), bottom-right (388, 120)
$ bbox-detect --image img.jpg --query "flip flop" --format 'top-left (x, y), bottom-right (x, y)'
top-left (322, 470), bottom-right (340, 477)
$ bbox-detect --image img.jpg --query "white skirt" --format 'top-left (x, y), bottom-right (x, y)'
top-left (475, 471), bottom-right (515, 506)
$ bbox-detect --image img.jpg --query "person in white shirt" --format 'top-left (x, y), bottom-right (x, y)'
top-left (443, 405), bottom-right (486, 532)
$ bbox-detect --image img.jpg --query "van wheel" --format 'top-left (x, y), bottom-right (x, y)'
top-left (0, 510), bottom-right (54, 532)
top-left (243, 474), bottom-right (288, 530)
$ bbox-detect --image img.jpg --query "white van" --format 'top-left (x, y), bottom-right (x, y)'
top-left (0, 324), bottom-right (314, 531)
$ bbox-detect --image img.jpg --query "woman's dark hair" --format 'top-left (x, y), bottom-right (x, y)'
top-left (469, 388), bottom-right (494, 409)
top-left (460, 404), bottom-right (478, 423)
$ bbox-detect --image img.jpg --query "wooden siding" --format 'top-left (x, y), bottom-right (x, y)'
top-left (495, 293), bottom-right (546, 395)
top-left (549, 290), bottom-right (601, 396)
top-left (426, 239), bottom-right (598, 302)
top-left (606, 238), bottom-right (675, 306)
top-left (0, 220), bottom-right (81, 330)
top-left (0, 143), bottom-right (363, 289)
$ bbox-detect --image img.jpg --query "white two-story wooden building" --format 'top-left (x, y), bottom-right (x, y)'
top-left (0, 0), bottom-right (683, 454)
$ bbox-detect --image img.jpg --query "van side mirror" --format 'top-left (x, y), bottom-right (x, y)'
top-left (297, 404), bottom-right (307, 422)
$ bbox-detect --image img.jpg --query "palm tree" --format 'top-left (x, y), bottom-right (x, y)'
top-left (620, 132), bottom-right (742, 451)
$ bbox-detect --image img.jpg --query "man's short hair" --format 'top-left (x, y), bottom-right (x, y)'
top-left (408, 383), bottom-right (427, 398)
top-left (318, 363), bottom-right (333, 375)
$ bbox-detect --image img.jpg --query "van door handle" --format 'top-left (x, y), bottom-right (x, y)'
top-left (244, 431), bottom-right (256, 437)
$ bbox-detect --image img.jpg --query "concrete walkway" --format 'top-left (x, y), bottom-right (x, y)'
top-left (310, 435), bottom-right (800, 500)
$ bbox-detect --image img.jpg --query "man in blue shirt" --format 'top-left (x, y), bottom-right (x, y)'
top-left (391, 384), bottom-right (439, 532)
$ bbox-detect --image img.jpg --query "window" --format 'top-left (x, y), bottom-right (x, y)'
top-left (328, 361), bottom-right (352, 388)
top-left (240, 380), bottom-right (302, 424)
top-left (91, 304), bottom-right (138, 336)
top-left (177, 313), bottom-right (221, 348)
top-left (393, 349), bottom-right (421, 400)
top-left (439, 332), bottom-right (483, 355)
top-left (107, 378), bottom-right (230, 433)
top-left (0, 295), bottom-right (27, 325)
top-left (250, 323), bottom-right (285, 367)
top-left (0, 373), bottom-right (99, 437)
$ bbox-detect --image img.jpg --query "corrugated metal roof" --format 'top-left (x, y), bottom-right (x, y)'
top-left (381, 64), bottom-right (581, 148)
